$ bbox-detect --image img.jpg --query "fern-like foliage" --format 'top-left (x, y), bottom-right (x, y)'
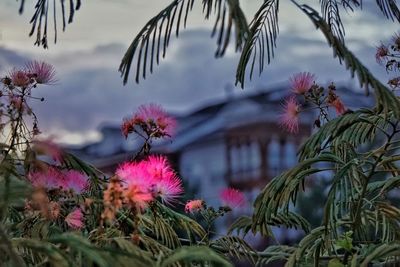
top-left (203, 0), bottom-right (249, 57)
top-left (159, 246), bottom-right (232, 267)
top-left (252, 152), bottom-right (342, 233)
top-left (235, 0), bottom-right (279, 87)
top-left (119, 0), bottom-right (195, 85)
top-left (18, 0), bottom-right (81, 48)
top-left (256, 245), bottom-right (296, 266)
top-left (211, 236), bottom-right (257, 264)
top-left (320, 0), bottom-right (345, 43)
top-left (375, 0), bottom-right (400, 22)
top-left (296, 3), bottom-right (400, 119)
top-left (119, 0), bottom-right (249, 85)
top-left (298, 109), bottom-right (386, 160)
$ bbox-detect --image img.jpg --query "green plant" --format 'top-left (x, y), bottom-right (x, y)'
top-left (8, 1), bottom-right (400, 266)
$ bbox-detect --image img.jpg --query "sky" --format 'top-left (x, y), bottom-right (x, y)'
top-left (0, 0), bottom-right (397, 145)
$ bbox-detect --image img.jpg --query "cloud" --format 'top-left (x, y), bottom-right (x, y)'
top-left (0, 47), bottom-right (30, 72)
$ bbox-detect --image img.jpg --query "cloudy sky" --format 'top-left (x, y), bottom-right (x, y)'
top-left (0, 1), bottom-right (397, 145)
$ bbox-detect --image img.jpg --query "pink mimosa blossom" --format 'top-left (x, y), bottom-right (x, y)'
top-left (117, 156), bottom-right (184, 206)
top-left (279, 96), bottom-right (300, 133)
top-left (121, 117), bottom-right (137, 138)
top-left (185, 199), bottom-right (205, 213)
top-left (28, 167), bottom-right (66, 190)
top-left (220, 188), bottom-right (246, 208)
top-left (289, 72), bottom-right (315, 94)
top-left (145, 155), bottom-right (173, 181)
top-left (65, 208), bottom-right (84, 229)
top-left (330, 98), bottom-right (347, 115)
top-left (145, 155), bottom-right (183, 205)
top-left (64, 170), bottom-right (89, 194)
top-left (121, 104), bottom-right (177, 139)
top-left (26, 61), bottom-right (57, 84)
top-left (375, 44), bottom-right (389, 64)
top-left (152, 174), bottom-right (183, 205)
top-left (116, 161), bottom-right (151, 188)
top-left (116, 161), bottom-right (154, 208)
top-left (9, 69), bottom-right (30, 87)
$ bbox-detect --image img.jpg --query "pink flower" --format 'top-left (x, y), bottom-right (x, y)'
top-left (65, 208), bottom-right (84, 229)
top-left (28, 167), bottom-right (66, 190)
top-left (9, 69), bottom-right (30, 87)
top-left (121, 117), bottom-right (137, 138)
top-left (146, 155), bottom-right (183, 205)
top-left (279, 96), bottom-right (300, 133)
top-left (145, 155), bottom-right (173, 181)
top-left (375, 44), bottom-right (389, 64)
top-left (185, 199), bottom-right (205, 213)
top-left (289, 72), bottom-right (315, 94)
top-left (116, 156), bottom-right (184, 206)
top-left (116, 161), bottom-right (151, 188)
top-left (64, 170), bottom-right (89, 194)
top-left (330, 98), bottom-right (346, 115)
top-left (116, 161), bottom-right (154, 208)
top-left (26, 61), bottom-right (56, 84)
top-left (220, 188), bottom-right (246, 208)
top-left (121, 104), bottom-right (177, 139)
top-left (32, 139), bottom-right (64, 163)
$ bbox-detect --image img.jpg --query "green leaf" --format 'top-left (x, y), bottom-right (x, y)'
top-left (328, 258), bottom-right (345, 267)
top-left (235, 0), bottom-right (279, 87)
top-left (211, 236), bottom-right (256, 264)
top-left (12, 238), bottom-right (70, 267)
top-left (159, 246), bottom-right (233, 267)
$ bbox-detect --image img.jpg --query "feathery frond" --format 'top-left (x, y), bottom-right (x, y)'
top-left (19, 0), bottom-right (81, 48)
top-left (119, 0), bottom-right (195, 85)
top-left (375, 0), bottom-right (400, 22)
top-left (236, 0), bottom-right (279, 87)
top-left (320, 0), bottom-right (346, 43)
top-left (252, 152), bottom-right (342, 233)
top-left (211, 236), bottom-right (256, 264)
top-left (119, 0), bottom-right (249, 85)
top-left (203, 0), bottom-right (249, 57)
top-left (296, 3), bottom-right (400, 118)
top-left (160, 246), bottom-right (233, 267)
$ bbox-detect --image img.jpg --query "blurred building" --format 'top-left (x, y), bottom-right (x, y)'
top-left (67, 85), bottom-right (374, 240)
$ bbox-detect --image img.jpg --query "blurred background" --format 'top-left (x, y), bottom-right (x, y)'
top-left (0, 0), bottom-right (398, 247)
top-left (0, 0), bottom-right (396, 145)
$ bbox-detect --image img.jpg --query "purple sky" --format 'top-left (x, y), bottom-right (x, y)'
top-left (0, 1), bottom-right (397, 144)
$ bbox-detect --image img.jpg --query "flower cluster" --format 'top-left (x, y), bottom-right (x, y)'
top-left (28, 167), bottom-right (89, 194)
top-left (375, 33), bottom-right (400, 90)
top-left (185, 199), bottom-right (205, 213)
top-left (280, 72), bottom-right (347, 133)
top-left (121, 103), bottom-right (177, 139)
top-left (65, 208), bottom-right (84, 229)
top-left (102, 155), bottom-right (183, 222)
top-left (220, 188), bottom-right (246, 209)
top-left (0, 61), bottom-right (56, 141)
